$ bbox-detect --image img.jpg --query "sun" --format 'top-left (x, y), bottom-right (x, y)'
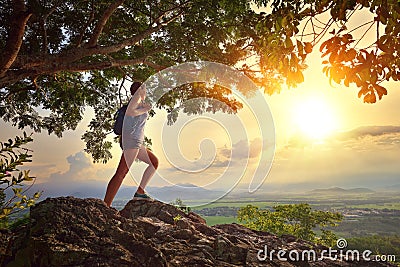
top-left (292, 97), bottom-right (338, 140)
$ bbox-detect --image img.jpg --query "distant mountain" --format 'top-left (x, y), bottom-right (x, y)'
top-left (347, 187), bottom-right (375, 193)
top-left (309, 187), bottom-right (375, 194)
top-left (147, 183), bottom-right (224, 203)
top-left (32, 181), bottom-right (107, 200)
top-left (32, 181), bottom-right (224, 203)
top-left (383, 184), bottom-right (400, 191)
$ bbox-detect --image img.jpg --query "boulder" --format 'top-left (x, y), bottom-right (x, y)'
top-left (0, 197), bottom-right (396, 267)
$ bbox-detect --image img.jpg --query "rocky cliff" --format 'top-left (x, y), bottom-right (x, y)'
top-left (0, 197), bottom-right (395, 266)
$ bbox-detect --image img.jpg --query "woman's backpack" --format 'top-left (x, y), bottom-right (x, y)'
top-left (113, 104), bottom-right (128, 135)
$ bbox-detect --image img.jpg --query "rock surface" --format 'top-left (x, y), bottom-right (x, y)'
top-left (0, 197), bottom-right (396, 266)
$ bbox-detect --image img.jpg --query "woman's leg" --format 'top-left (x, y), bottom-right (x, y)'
top-left (136, 146), bottom-right (159, 194)
top-left (104, 148), bottom-right (139, 207)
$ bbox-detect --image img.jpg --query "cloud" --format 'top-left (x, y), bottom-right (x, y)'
top-left (66, 151), bottom-right (92, 173)
top-left (219, 138), bottom-right (271, 159)
top-left (156, 138), bottom-right (273, 189)
top-left (285, 125), bottom-right (400, 149)
top-left (212, 159), bottom-right (230, 167)
top-left (20, 163), bottom-right (57, 177)
top-left (269, 125), bottom-right (400, 189)
top-left (46, 151), bottom-right (99, 183)
top-left (333, 126), bottom-right (400, 150)
top-left (335, 125), bottom-right (400, 140)
top-left (162, 155), bottom-right (230, 173)
top-left (161, 137), bottom-right (272, 174)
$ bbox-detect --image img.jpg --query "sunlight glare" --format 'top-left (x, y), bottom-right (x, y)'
top-left (292, 97), bottom-right (338, 140)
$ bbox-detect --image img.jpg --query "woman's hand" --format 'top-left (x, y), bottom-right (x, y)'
top-left (141, 102), bottom-right (152, 112)
top-left (127, 102), bottom-right (152, 116)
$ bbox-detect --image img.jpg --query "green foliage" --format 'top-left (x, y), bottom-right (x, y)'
top-left (1, 0), bottom-right (399, 162)
top-left (237, 203), bottom-right (343, 246)
top-left (0, 133), bottom-right (41, 228)
top-left (204, 216), bottom-right (238, 226)
top-left (170, 198), bottom-right (192, 214)
top-left (173, 214), bottom-right (182, 224)
top-left (346, 235), bottom-right (400, 263)
top-left (8, 213), bottom-right (31, 231)
top-left (157, 83), bottom-right (243, 125)
top-left (330, 214), bottom-right (400, 237)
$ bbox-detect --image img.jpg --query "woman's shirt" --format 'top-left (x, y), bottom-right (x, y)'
top-left (123, 111), bottom-right (148, 142)
top-left (122, 100), bottom-right (149, 143)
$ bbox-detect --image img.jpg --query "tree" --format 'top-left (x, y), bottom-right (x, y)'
top-left (1, 0), bottom-right (399, 162)
top-left (237, 204), bottom-right (343, 247)
top-left (0, 132), bottom-right (41, 228)
top-left (347, 235), bottom-right (400, 259)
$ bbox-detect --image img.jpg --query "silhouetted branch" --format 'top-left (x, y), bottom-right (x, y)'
top-left (87, 0), bottom-right (125, 47)
top-left (0, 0), bottom-right (32, 78)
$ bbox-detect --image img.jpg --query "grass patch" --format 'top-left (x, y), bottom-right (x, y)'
top-left (204, 216), bottom-right (238, 226)
top-left (192, 201), bottom-right (277, 210)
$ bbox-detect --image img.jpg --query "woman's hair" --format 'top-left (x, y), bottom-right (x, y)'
top-left (130, 82), bottom-right (142, 95)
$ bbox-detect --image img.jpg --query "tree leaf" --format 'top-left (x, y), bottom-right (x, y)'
top-left (304, 42), bottom-right (313, 53)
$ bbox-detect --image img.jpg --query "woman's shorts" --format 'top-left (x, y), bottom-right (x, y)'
top-left (119, 136), bottom-right (143, 149)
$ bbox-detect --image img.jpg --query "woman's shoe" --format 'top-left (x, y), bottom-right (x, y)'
top-left (133, 192), bottom-right (152, 200)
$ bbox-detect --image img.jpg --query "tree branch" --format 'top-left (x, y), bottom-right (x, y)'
top-left (65, 58), bottom-right (147, 72)
top-left (11, 7), bottom-right (180, 71)
top-left (39, 17), bottom-right (48, 54)
top-left (11, 24), bottom-right (160, 70)
top-left (39, 5), bottom-right (57, 54)
top-left (90, 6), bottom-right (185, 54)
top-left (76, 0), bottom-right (95, 47)
top-left (0, 47), bottom-right (165, 88)
top-left (3, 1), bottom-right (184, 86)
top-left (142, 60), bottom-right (167, 71)
top-left (151, 0), bottom-right (190, 26)
top-left (118, 75), bottom-right (127, 106)
top-left (87, 0), bottom-right (125, 47)
top-left (0, 0), bottom-right (32, 78)
top-left (353, 20), bottom-right (375, 48)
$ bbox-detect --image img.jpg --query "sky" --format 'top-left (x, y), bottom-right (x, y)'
top-left (1, 7), bottom-right (400, 199)
top-left (2, 53), bottom-right (399, 196)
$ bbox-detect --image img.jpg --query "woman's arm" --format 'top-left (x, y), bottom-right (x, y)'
top-left (131, 103), bottom-right (152, 116)
top-left (126, 86), bottom-right (151, 116)
top-left (126, 102), bottom-right (151, 116)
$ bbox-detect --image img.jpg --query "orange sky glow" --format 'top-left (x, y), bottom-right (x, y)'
top-left (1, 7), bottom-right (399, 194)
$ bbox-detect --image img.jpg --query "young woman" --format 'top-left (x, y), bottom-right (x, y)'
top-left (104, 82), bottom-right (158, 207)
